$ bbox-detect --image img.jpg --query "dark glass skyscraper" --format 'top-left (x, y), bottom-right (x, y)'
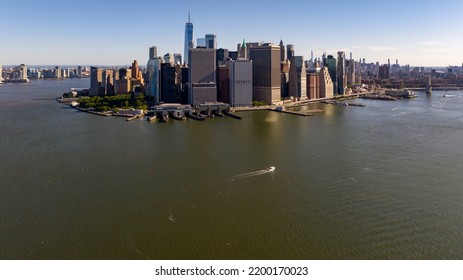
top-left (184, 11), bottom-right (194, 65)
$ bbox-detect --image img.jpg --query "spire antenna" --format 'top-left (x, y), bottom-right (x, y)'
top-left (188, 10), bottom-right (191, 23)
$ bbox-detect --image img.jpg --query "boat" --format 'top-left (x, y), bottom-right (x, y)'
top-left (267, 166), bottom-right (276, 172)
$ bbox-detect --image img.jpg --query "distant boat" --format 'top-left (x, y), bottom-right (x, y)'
top-left (267, 166), bottom-right (276, 172)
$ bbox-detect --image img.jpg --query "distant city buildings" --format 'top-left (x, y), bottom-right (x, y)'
top-left (7, 12), bottom-right (463, 108)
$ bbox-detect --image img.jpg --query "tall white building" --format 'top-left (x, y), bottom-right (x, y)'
top-left (0, 64), bottom-right (3, 83)
top-left (228, 59), bottom-right (253, 107)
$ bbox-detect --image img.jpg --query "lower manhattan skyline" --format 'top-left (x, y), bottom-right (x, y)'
top-left (1, 0), bottom-right (463, 67)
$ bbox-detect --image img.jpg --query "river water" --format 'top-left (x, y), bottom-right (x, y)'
top-left (1, 79), bottom-right (463, 259)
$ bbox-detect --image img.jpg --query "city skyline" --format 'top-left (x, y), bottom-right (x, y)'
top-left (2, 0), bottom-right (463, 66)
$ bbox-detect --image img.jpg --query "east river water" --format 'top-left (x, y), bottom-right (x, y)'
top-left (1, 79), bottom-right (463, 259)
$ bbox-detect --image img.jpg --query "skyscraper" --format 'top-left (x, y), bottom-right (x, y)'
top-left (188, 47), bottom-right (217, 105)
top-left (319, 67), bottom-right (334, 99)
top-left (164, 53), bottom-right (174, 65)
top-left (324, 55), bottom-right (337, 94)
top-left (216, 48), bottom-right (229, 65)
top-left (147, 46), bottom-right (161, 102)
top-left (288, 56), bottom-right (307, 100)
top-left (174, 53), bottom-right (182, 65)
top-left (205, 34), bottom-right (217, 49)
top-left (0, 64), bottom-right (3, 83)
top-left (337, 51), bottom-right (346, 95)
top-left (228, 59), bottom-right (253, 107)
top-left (279, 40), bottom-right (286, 62)
top-left (90, 66), bottom-right (104, 96)
top-left (161, 63), bottom-right (179, 103)
top-left (346, 59), bottom-right (356, 86)
top-left (286, 44), bottom-right (295, 61)
top-left (183, 11), bottom-right (194, 65)
top-left (249, 44), bottom-right (281, 104)
top-left (307, 72), bottom-right (320, 100)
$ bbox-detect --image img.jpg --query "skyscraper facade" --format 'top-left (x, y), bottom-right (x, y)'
top-left (183, 12), bottom-right (194, 65)
top-left (320, 66), bottom-right (334, 99)
top-left (286, 44), bottom-right (295, 61)
top-left (161, 63), bottom-right (179, 103)
top-left (249, 44), bottom-right (281, 104)
top-left (288, 56), bottom-right (307, 100)
top-left (174, 53), bottom-right (182, 65)
top-left (324, 55), bottom-right (337, 94)
top-left (279, 40), bottom-right (286, 62)
top-left (147, 46), bottom-right (161, 102)
top-left (205, 34), bottom-right (217, 49)
top-left (346, 59), bottom-right (356, 86)
top-left (216, 62), bottom-right (230, 103)
top-left (307, 72), bottom-right (320, 100)
top-left (337, 51), bottom-right (346, 95)
top-left (0, 64), bottom-right (3, 83)
top-left (216, 48), bottom-right (229, 65)
top-left (188, 48), bottom-right (217, 105)
top-left (228, 59), bottom-right (253, 107)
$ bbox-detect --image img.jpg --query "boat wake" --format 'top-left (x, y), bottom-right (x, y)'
top-left (230, 166), bottom-right (275, 181)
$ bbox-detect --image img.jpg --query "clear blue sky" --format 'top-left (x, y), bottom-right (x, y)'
top-left (1, 0), bottom-right (463, 66)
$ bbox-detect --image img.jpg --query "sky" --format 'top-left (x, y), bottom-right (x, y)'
top-left (1, 0), bottom-right (463, 67)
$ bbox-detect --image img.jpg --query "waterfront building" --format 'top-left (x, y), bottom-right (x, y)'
top-left (249, 43), bottom-right (281, 104)
top-left (337, 51), bottom-right (346, 95)
top-left (205, 34), bottom-right (217, 49)
top-left (174, 53), bottom-right (182, 65)
top-left (307, 72), bottom-right (320, 99)
top-left (188, 47), bottom-right (217, 105)
top-left (161, 63), bottom-right (179, 103)
top-left (228, 59), bottom-right (253, 107)
top-left (216, 62), bottom-right (230, 103)
top-left (279, 40), bottom-right (286, 62)
top-left (288, 56), bottom-right (307, 100)
top-left (20, 64), bottom-right (28, 82)
top-left (183, 11), bottom-right (194, 65)
top-left (90, 66), bottom-right (105, 96)
top-left (324, 55), bottom-right (337, 94)
top-left (286, 44), bottom-right (295, 61)
top-left (77, 66), bottom-right (82, 77)
top-left (320, 66), bottom-right (334, 98)
top-left (0, 64), bottom-right (2, 83)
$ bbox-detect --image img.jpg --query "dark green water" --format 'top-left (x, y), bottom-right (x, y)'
top-left (1, 79), bottom-right (463, 259)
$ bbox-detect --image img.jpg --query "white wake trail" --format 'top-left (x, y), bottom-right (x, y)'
top-left (230, 167), bottom-right (275, 181)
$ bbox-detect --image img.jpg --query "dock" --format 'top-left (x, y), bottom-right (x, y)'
top-left (223, 111), bottom-right (242, 119)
